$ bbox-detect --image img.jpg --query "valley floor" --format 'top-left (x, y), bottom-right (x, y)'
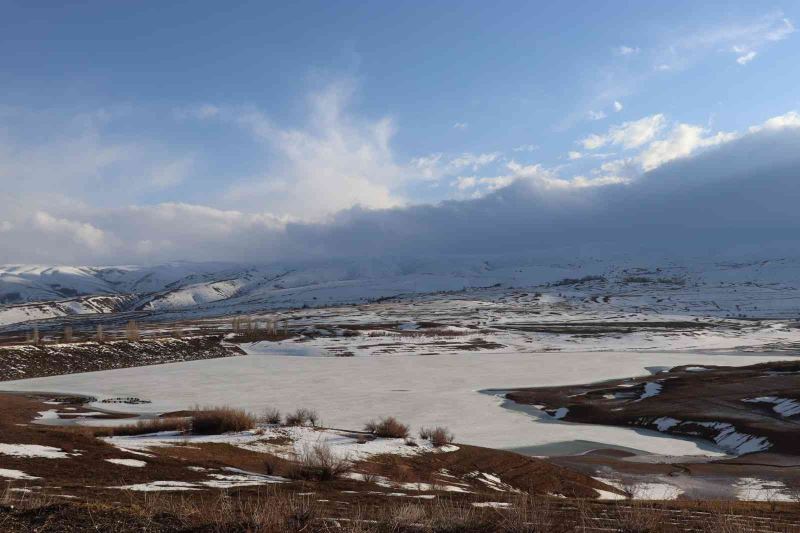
top-left (1, 282), bottom-right (799, 530)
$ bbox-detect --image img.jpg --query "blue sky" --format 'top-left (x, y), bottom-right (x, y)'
top-left (1, 2), bottom-right (799, 263)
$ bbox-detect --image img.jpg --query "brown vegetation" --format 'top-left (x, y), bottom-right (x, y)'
top-left (262, 407), bottom-right (282, 424)
top-left (0, 488), bottom-right (793, 532)
top-left (287, 442), bottom-right (351, 481)
top-left (420, 426), bottom-right (455, 447)
top-left (365, 416), bottom-right (410, 438)
top-left (284, 407), bottom-right (319, 427)
top-left (110, 417), bottom-right (190, 437)
top-left (191, 406), bottom-right (257, 435)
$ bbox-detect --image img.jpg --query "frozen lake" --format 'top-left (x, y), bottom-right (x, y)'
top-left (0, 350), bottom-right (786, 456)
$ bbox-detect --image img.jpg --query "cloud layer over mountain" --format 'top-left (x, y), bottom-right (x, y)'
top-left (1, 112), bottom-right (798, 264)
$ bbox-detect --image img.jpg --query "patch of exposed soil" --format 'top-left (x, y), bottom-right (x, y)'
top-left (507, 360), bottom-right (800, 456)
top-left (2, 394), bottom-right (800, 532)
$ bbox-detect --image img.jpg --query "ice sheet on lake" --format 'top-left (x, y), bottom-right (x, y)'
top-left (1, 351), bottom-right (789, 457)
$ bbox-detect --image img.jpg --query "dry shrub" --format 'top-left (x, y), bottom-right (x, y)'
top-left (361, 471), bottom-right (379, 485)
top-left (284, 408), bottom-right (319, 427)
top-left (497, 495), bottom-right (555, 533)
top-left (364, 416), bottom-right (410, 438)
top-left (191, 406), bottom-right (256, 435)
top-left (427, 500), bottom-right (489, 532)
top-left (112, 417), bottom-right (190, 436)
top-left (125, 489), bottom-right (318, 532)
top-left (700, 501), bottom-right (765, 533)
top-left (288, 441), bottom-right (350, 481)
top-left (0, 484), bottom-right (55, 510)
top-left (419, 426), bottom-right (455, 447)
top-left (262, 407), bottom-right (282, 425)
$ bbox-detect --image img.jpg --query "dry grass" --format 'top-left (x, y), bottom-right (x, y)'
top-left (1, 487), bottom-right (796, 532)
top-left (191, 406), bottom-right (256, 435)
top-left (284, 407), bottom-right (319, 427)
top-left (419, 426), bottom-right (455, 447)
top-left (364, 416), bottom-right (410, 438)
top-left (110, 417), bottom-right (190, 437)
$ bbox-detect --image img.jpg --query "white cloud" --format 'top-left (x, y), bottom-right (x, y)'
top-left (149, 157), bottom-right (193, 189)
top-left (513, 144), bottom-right (538, 152)
top-left (411, 151), bottom-right (501, 180)
top-left (736, 50), bottom-right (757, 65)
top-left (587, 110), bottom-right (607, 121)
top-left (224, 80), bottom-right (407, 217)
top-left (613, 101), bottom-right (623, 112)
top-left (568, 151), bottom-right (583, 160)
top-left (665, 12), bottom-right (794, 68)
top-left (477, 175), bottom-right (515, 192)
top-left (449, 152), bottom-right (501, 170)
top-left (2, 110), bottom-right (799, 263)
top-left (617, 46), bottom-right (640, 56)
top-left (453, 122), bottom-right (468, 129)
top-left (32, 211), bottom-right (111, 252)
top-left (748, 111), bottom-right (800, 132)
top-left (581, 114), bottom-right (665, 150)
top-left (638, 124), bottom-right (737, 171)
top-left (0, 107), bottom-right (195, 201)
top-left (453, 176), bottom-right (477, 190)
top-left (174, 104), bottom-right (221, 120)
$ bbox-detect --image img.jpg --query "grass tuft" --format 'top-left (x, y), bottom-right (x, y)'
top-left (111, 417), bottom-right (190, 437)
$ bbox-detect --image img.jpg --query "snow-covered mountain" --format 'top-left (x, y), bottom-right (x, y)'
top-left (1, 256), bottom-right (799, 328)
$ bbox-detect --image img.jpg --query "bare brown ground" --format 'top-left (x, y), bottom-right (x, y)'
top-left (2, 394), bottom-right (799, 532)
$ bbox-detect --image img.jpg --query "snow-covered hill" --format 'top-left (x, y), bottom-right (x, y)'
top-left (1, 256), bottom-right (799, 328)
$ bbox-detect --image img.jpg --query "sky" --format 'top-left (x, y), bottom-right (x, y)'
top-left (1, 1), bottom-right (799, 264)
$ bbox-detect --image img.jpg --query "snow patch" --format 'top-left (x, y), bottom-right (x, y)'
top-left (734, 478), bottom-right (794, 502)
top-left (105, 458), bottom-right (147, 468)
top-left (113, 481), bottom-right (201, 492)
top-left (743, 397), bottom-right (800, 417)
top-left (638, 382), bottom-right (662, 400)
top-left (471, 502), bottom-right (511, 508)
top-left (0, 443), bottom-right (72, 459)
top-left (465, 471), bottom-right (521, 493)
top-left (595, 489), bottom-right (627, 500)
top-left (653, 417), bottom-right (680, 431)
top-left (0, 468), bottom-right (40, 480)
top-left (630, 482), bottom-right (683, 500)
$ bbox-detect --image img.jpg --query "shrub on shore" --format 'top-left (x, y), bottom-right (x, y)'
top-left (288, 442), bottom-right (350, 481)
top-left (191, 406), bottom-right (256, 435)
top-left (364, 416), bottom-right (410, 439)
top-left (419, 426), bottom-right (455, 447)
top-left (111, 417), bottom-right (190, 437)
top-left (284, 408), bottom-right (319, 427)
top-left (262, 408), bottom-right (282, 425)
